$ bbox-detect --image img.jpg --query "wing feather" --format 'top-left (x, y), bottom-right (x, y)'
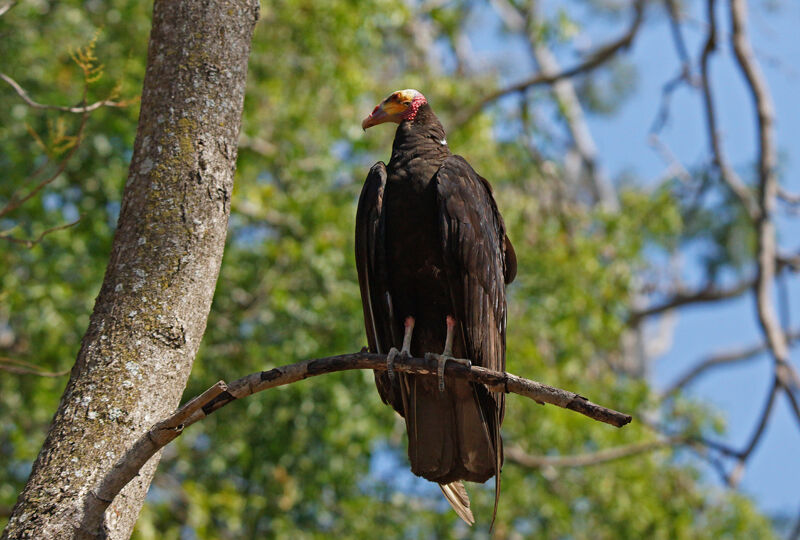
top-left (434, 155), bottom-right (512, 526)
top-left (355, 162), bottom-right (404, 414)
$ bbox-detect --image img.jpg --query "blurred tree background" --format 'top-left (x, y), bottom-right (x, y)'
top-left (1, 0), bottom-right (797, 538)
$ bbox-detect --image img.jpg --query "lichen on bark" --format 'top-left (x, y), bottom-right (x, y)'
top-left (2, 1), bottom-right (259, 538)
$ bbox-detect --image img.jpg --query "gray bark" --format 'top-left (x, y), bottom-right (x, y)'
top-left (2, 1), bottom-right (259, 538)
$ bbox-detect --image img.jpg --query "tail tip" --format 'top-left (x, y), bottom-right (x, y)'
top-left (439, 481), bottom-right (475, 526)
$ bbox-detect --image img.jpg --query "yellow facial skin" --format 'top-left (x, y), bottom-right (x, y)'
top-left (362, 89), bottom-right (420, 130)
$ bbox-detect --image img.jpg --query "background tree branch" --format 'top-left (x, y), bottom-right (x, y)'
top-left (0, 72), bottom-right (132, 114)
top-left (700, 0), bottom-right (761, 221)
top-left (661, 328), bottom-right (800, 398)
top-left (452, 0), bottom-right (645, 130)
top-left (505, 436), bottom-right (681, 469)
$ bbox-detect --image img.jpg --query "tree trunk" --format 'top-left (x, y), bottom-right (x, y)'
top-left (2, 1), bottom-right (259, 538)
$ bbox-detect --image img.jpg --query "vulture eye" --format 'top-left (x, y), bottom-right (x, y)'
top-left (402, 101), bottom-right (412, 106)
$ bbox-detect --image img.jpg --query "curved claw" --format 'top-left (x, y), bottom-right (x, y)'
top-left (386, 347), bottom-right (400, 381)
top-left (438, 355), bottom-right (448, 392)
top-left (426, 353), bottom-right (472, 392)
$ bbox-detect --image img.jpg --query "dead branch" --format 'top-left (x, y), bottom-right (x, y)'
top-left (700, 0), bottom-right (761, 221)
top-left (661, 328), bottom-right (800, 398)
top-left (631, 250), bottom-right (800, 326)
top-left (664, 0), bottom-right (692, 67)
top-left (0, 357), bottom-right (70, 377)
top-left (506, 436), bottom-right (682, 469)
top-left (728, 376), bottom-right (779, 488)
top-left (778, 187), bottom-right (800, 206)
top-left (488, 0), bottom-right (618, 210)
top-left (650, 0), bottom-right (697, 135)
top-left (778, 251), bottom-right (800, 272)
top-left (729, 0), bottom-right (792, 378)
top-left (79, 351), bottom-right (631, 533)
top-left (525, 3), bottom-right (618, 211)
top-left (451, 0), bottom-right (645, 130)
top-left (629, 279), bottom-right (753, 324)
top-left (0, 72), bottom-right (132, 114)
top-left (648, 134), bottom-right (693, 185)
top-left (0, 215), bottom-right (82, 248)
top-left (785, 389), bottom-right (800, 432)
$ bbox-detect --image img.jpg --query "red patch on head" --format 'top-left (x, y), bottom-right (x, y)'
top-left (402, 92), bottom-right (427, 122)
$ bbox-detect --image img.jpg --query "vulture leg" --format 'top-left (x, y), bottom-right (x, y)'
top-left (425, 315), bottom-right (471, 392)
top-left (387, 316), bottom-right (415, 380)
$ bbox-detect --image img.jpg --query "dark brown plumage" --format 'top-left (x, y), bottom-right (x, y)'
top-left (356, 90), bottom-right (516, 525)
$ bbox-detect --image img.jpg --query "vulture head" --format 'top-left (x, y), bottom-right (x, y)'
top-left (362, 89), bottom-right (427, 130)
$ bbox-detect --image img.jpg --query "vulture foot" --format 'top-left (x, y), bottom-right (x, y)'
top-left (428, 315), bottom-right (470, 392)
top-left (427, 353), bottom-right (472, 392)
top-left (386, 347), bottom-right (400, 381)
top-left (388, 316), bottom-right (415, 381)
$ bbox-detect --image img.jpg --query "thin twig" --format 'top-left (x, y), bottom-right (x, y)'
top-left (451, 0), bottom-right (645, 130)
top-left (661, 328), bottom-right (800, 398)
top-left (0, 357), bottom-right (70, 377)
top-left (728, 377), bottom-right (779, 488)
top-left (629, 279), bottom-right (753, 324)
top-left (648, 134), bottom-right (693, 185)
top-left (778, 251), bottom-right (800, 272)
top-left (79, 351), bottom-right (631, 534)
top-left (0, 111), bottom-right (89, 218)
top-left (784, 388), bottom-right (800, 432)
top-left (0, 215), bottom-right (83, 248)
top-left (506, 436), bottom-right (682, 468)
top-left (0, 72), bottom-right (131, 114)
top-left (778, 186), bottom-right (800, 205)
top-left (665, 0), bottom-right (692, 66)
top-left (632, 255), bottom-right (798, 327)
top-left (522, 0), bottom-right (618, 211)
top-left (699, 0), bottom-right (761, 221)
top-left (649, 0), bottom-right (696, 135)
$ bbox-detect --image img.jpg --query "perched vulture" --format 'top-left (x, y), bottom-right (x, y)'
top-left (356, 89), bottom-right (516, 525)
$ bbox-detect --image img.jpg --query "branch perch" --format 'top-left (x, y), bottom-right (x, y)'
top-left (81, 351), bottom-right (631, 533)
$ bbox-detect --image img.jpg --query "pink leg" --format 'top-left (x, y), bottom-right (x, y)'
top-left (425, 315), bottom-right (471, 392)
top-left (387, 316), bottom-right (414, 380)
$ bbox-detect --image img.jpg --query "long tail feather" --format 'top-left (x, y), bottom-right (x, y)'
top-left (490, 405), bottom-right (502, 530)
top-left (439, 481), bottom-right (474, 526)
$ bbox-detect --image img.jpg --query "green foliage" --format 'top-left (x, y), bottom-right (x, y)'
top-left (0, 1), bottom-right (776, 538)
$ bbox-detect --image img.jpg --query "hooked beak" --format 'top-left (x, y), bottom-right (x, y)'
top-left (361, 99), bottom-right (407, 130)
top-left (362, 104), bottom-right (389, 130)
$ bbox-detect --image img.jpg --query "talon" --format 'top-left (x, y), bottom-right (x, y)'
top-left (387, 347), bottom-right (399, 381)
top-left (432, 354), bottom-right (471, 392)
top-left (437, 354), bottom-right (448, 392)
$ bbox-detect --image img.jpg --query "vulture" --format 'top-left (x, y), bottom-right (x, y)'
top-left (356, 89), bottom-right (516, 525)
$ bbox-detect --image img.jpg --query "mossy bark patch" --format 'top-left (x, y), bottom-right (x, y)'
top-left (2, 2), bottom-right (259, 539)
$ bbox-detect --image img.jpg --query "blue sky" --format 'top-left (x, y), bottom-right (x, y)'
top-left (586, 0), bottom-right (800, 516)
top-left (464, 0), bottom-right (800, 519)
